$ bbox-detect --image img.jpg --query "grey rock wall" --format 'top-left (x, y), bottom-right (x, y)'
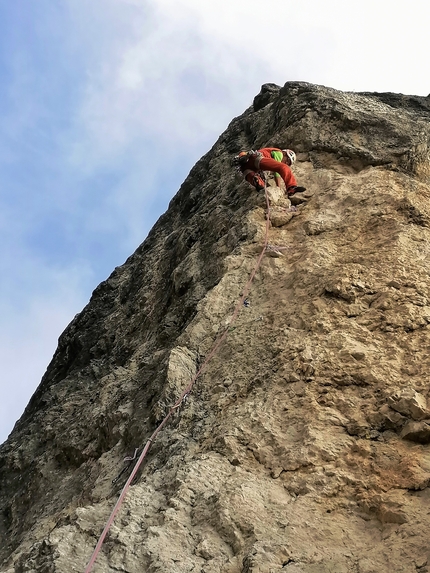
top-left (1, 81), bottom-right (430, 573)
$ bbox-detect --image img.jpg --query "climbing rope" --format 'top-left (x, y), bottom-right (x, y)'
top-left (84, 186), bottom-right (272, 573)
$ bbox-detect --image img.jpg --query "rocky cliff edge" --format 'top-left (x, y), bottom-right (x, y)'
top-left (1, 82), bottom-right (430, 573)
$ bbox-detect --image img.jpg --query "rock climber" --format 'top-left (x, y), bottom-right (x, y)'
top-left (234, 148), bottom-right (306, 196)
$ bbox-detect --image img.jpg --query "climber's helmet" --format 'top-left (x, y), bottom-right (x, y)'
top-left (282, 149), bottom-right (296, 166)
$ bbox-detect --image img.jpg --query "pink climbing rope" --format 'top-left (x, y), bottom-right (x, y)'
top-left (84, 188), bottom-right (272, 572)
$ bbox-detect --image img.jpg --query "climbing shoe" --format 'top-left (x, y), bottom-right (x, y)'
top-left (287, 186), bottom-right (306, 196)
top-left (253, 174), bottom-right (266, 191)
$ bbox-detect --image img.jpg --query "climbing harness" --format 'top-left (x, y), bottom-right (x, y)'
top-left (232, 150), bottom-right (264, 178)
top-left (84, 183), bottom-right (274, 573)
top-left (231, 149), bottom-right (260, 167)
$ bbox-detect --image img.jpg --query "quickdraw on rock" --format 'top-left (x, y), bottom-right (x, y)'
top-left (266, 244), bottom-right (290, 252)
top-left (112, 449), bottom-right (140, 485)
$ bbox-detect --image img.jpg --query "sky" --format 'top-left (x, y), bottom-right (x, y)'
top-left (0, 0), bottom-right (428, 445)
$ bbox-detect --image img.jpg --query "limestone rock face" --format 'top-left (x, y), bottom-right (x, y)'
top-left (2, 81), bottom-right (430, 573)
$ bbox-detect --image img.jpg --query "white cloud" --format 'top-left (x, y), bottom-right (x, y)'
top-left (64, 1), bottom-right (302, 171)
top-left (0, 259), bottom-right (92, 444)
top-left (65, 0), bottom-right (430, 178)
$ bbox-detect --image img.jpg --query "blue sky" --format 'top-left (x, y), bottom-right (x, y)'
top-left (0, 0), bottom-right (428, 444)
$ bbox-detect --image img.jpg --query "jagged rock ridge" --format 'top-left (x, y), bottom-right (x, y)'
top-left (1, 82), bottom-right (430, 572)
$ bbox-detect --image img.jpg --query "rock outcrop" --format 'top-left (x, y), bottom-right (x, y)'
top-left (1, 82), bottom-right (430, 573)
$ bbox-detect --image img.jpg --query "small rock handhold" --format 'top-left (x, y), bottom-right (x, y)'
top-left (387, 388), bottom-right (429, 420)
top-left (351, 350), bottom-right (366, 361)
top-left (269, 208), bottom-right (294, 227)
top-left (378, 504), bottom-right (408, 524)
top-left (290, 194), bottom-right (308, 206)
top-left (375, 404), bottom-right (406, 430)
top-left (400, 421), bottom-right (430, 444)
top-left (415, 557), bottom-right (428, 569)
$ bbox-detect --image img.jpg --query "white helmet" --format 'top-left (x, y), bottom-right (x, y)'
top-left (282, 149), bottom-right (296, 165)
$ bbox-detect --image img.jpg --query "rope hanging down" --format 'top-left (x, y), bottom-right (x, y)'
top-left (84, 187), bottom-right (272, 573)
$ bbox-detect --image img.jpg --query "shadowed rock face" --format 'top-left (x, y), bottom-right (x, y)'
top-left (1, 81), bottom-right (430, 573)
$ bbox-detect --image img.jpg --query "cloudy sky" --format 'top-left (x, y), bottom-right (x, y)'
top-left (0, 0), bottom-right (428, 444)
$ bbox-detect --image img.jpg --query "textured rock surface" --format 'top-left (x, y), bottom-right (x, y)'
top-left (1, 81), bottom-right (430, 572)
